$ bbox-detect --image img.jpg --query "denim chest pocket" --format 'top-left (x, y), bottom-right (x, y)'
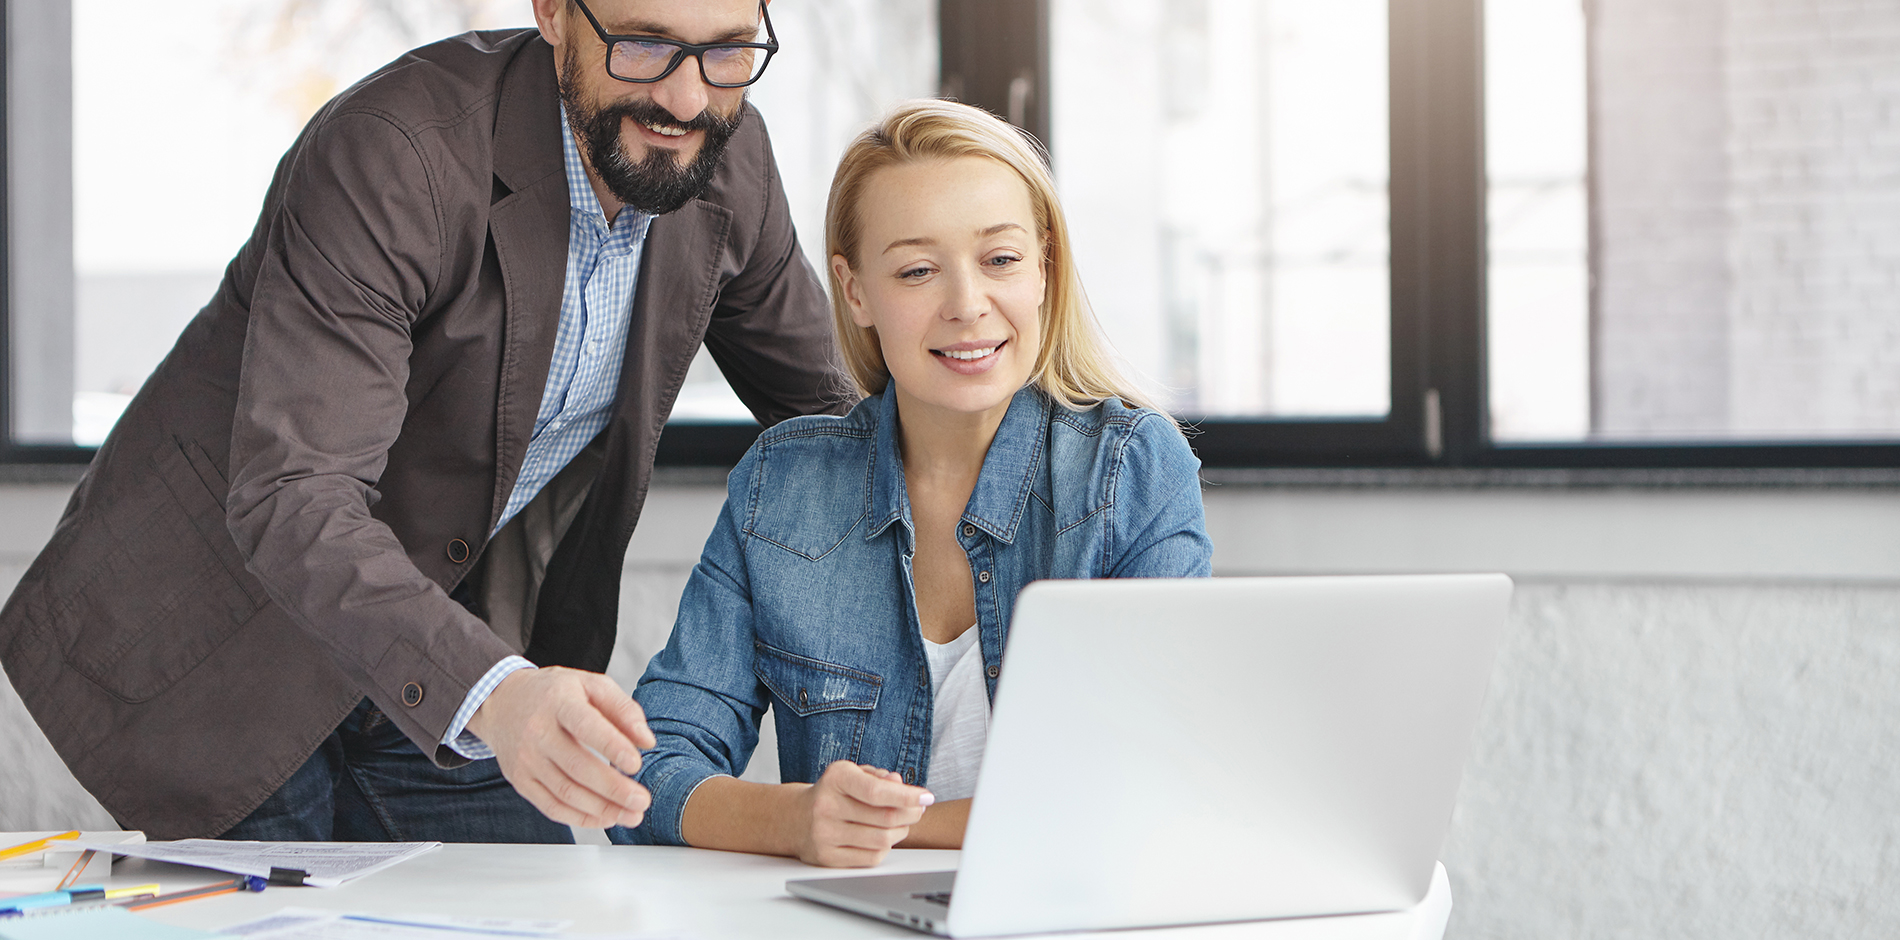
top-left (753, 642), bottom-right (882, 779)
top-left (744, 433), bottom-right (871, 560)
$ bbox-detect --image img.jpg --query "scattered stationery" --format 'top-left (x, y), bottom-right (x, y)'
top-left (67, 840), bottom-right (439, 889)
top-left (122, 877), bottom-right (268, 911)
top-left (0, 906), bottom-right (225, 940)
top-left (0, 831), bottom-right (146, 897)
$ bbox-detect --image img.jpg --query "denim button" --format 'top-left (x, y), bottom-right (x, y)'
top-left (401, 682), bottom-right (424, 707)
top-left (985, 665), bottom-right (999, 679)
top-left (962, 524), bottom-right (976, 537)
top-left (977, 570), bottom-right (991, 583)
top-left (798, 687), bottom-right (809, 707)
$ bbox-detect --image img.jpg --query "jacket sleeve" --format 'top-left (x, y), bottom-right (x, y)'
top-left (700, 108), bottom-right (851, 426)
top-left (224, 108), bottom-right (515, 762)
top-left (1107, 414), bottom-right (1215, 579)
top-left (614, 450), bottom-right (772, 846)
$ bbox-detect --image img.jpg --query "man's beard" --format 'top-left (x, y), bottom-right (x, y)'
top-left (558, 49), bottom-right (744, 215)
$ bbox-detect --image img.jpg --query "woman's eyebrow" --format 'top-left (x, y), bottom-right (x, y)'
top-left (883, 236), bottom-right (934, 254)
top-left (881, 223), bottom-right (1028, 254)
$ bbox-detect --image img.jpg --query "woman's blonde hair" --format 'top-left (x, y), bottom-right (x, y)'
top-left (824, 99), bottom-right (1155, 412)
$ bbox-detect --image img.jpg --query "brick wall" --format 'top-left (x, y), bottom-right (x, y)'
top-left (1591, 0), bottom-right (1900, 437)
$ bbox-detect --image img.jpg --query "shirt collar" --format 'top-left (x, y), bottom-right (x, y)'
top-left (867, 383), bottom-right (1050, 546)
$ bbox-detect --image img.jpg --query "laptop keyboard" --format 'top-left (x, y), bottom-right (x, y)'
top-left (911, 891), bottom-right (952, 906)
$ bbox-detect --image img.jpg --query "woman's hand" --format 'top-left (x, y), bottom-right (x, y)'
top-left (793, 761), bottom-right (935, 867)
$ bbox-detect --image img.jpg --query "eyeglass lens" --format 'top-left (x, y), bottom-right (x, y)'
top-left (609, 41), bottom-right (766, 85)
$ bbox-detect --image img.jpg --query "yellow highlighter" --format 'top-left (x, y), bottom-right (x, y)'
top-left (104, 884), bottom-right (161, 901)
top-left (0, 831), bottom-right (79, 862)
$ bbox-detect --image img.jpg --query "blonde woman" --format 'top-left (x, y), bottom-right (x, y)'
top-left (613, 100), bottom-right (1211, 866)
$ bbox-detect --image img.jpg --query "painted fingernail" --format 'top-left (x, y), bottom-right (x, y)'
top-left (918, 790), bottom-right (936, 807)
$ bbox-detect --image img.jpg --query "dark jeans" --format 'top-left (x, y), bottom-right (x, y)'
top-left (220, 698), bottom-right (573, 843)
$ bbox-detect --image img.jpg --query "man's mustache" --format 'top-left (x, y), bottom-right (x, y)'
top-left (601, 99), bottom-right (739, 137)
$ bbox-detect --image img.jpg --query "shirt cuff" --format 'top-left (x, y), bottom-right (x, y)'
top-left (440, 655), bottom-right (536, 760)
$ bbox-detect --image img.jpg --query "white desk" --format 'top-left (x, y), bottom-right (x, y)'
top-left (83, 845), bottom-right (1454, 940)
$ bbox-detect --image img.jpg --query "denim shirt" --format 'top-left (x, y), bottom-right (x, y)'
top-left (613, 383), bottom-right (1212, 846)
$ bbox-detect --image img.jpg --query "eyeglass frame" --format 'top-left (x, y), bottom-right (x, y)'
top-left (568, 0), bottom-right (779, 89)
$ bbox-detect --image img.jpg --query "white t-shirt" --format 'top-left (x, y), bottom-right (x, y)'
top-left (921, 626), bottom-right (991, 801)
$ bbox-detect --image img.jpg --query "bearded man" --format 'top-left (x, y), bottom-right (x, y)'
top-left (0, 0), bottom-right (839, 842)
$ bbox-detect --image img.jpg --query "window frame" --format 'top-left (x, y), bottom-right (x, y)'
top-left (6, 0), bottom-right (1900, 471)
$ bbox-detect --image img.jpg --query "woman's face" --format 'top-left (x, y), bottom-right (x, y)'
top-left (832, 156), bottom-right (1046, 430)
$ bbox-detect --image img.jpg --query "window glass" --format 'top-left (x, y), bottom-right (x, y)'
top-left (1051, 0), bottom-right (1391, 418)
top-left (676, 0), bottom-right (937, 421)
top-left (54, 0), bottom-right (934, 442)
top-left (1488, 0), bottom-right (1900, 442)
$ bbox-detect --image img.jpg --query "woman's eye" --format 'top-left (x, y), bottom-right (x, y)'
top-left (986, 254), bottom-right (1022, 268)
top-left (899, 266), bottom-right (932, 280)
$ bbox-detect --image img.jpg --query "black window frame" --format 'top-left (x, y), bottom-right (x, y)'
top-left (8, 0), bottom-right (1900, 471)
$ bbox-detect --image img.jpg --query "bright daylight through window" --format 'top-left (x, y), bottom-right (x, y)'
top-left (28, 0), bottom-right (932, 446)
top-left (1487, 0), bottom-right (1900, 443)
top-left (1054, 0), bottom-right (1391, 420)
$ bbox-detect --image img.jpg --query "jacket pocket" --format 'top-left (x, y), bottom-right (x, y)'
top-left (56, 439), bottom-right (270, 703)
top-left (753, 641), bottom-right (882, 778)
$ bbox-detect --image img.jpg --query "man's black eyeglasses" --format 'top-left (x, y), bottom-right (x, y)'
top-left (571, 0), bottom-right (778, 88)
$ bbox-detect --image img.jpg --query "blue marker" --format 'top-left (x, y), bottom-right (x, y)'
top-left (0, 885), bottom-right (106, 915)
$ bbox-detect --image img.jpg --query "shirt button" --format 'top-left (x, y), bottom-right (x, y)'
top-left (962, 524), bottom-right (976, 537)
top-left (977, 570), bottom-right (991, 583)
top-left (798, 688), bottom-right (809, 708)
top-left (401, 682), bottom-right (424, 707)
top-left (446, 539), bottom-right (471, 564)
top-left (986, 665), bottom-right (1000, 679)
top-left (919, 664), bottom-right (929, 688)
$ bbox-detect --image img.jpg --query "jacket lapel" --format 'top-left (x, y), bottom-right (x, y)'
top-left (612, 199), bottom-right (733, 458)
top-left (487, 38), bottom-right (568, 531)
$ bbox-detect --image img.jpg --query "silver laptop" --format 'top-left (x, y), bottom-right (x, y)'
top-left (786, 574), bottom-right (1512, 937)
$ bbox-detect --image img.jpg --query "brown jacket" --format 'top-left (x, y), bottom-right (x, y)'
top-left (0, 31), bottom-right (841, 838)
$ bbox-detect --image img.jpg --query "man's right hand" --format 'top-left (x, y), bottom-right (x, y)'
top-left (793, 761), bottom-right (935, 867)
top-left (466, 666), bottom-right (657, 828)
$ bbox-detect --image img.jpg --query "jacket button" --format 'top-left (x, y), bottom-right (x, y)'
top-left (798, 688), bottom-right (809, 707)
top-left (919, 664), bottom-right (929, 687)
top-left (977, 570), bottom-right (991, 583)
top-left (986, 665), bottom-right (1000, 679)
top-left (962, 524), bottom-right (976, 537)
top-left (446, 539), bottom-right (471, 564)
top-left (401, 682), bottom-right (424, 707)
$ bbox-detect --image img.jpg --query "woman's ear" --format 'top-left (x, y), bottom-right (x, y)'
top-left (833, 255), bottom-right (875, 329)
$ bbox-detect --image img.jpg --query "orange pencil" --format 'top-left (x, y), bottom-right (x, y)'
top-left (0, 832), bottom-right (79, 862)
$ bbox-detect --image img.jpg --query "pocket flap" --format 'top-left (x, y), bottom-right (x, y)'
top-left (753, 642), bottom-right (881, 718)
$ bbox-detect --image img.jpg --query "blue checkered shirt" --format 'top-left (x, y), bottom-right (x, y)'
top-left (440, 114), bottom-right (654, 759)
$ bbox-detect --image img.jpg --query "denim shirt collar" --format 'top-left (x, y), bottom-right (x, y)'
top-left (866, 383), bottom-right (1051, 547)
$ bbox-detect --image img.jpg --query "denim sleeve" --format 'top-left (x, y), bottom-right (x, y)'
top-left (609, 453), bottom-right (771, 847)
top-left (1106, 414), bottom-right (1214, 579)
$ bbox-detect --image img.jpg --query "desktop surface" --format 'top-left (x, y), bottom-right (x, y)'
top-left (97, 844), bottom-right (1452, 939)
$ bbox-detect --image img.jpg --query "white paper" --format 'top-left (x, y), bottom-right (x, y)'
top-left (220, 908), bottom-right (685, 940)
top-left (66, 840), bottom-right (440, 889)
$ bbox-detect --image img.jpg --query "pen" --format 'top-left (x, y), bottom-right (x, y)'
top-left (0, 885), bottom-right (105, 915)
top-left (55, 849), bottom-right (97, 890)
top-left (0, 831), bottom-right (80, 862)
top-left (119, 876), bottom-right (266, 911)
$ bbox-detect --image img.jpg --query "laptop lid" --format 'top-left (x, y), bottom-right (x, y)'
top-left (943, 574), bottom-right (1511, 936)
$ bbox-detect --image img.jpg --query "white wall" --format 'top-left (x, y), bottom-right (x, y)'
top-left (4, 479), bottom-right (1899, 937)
